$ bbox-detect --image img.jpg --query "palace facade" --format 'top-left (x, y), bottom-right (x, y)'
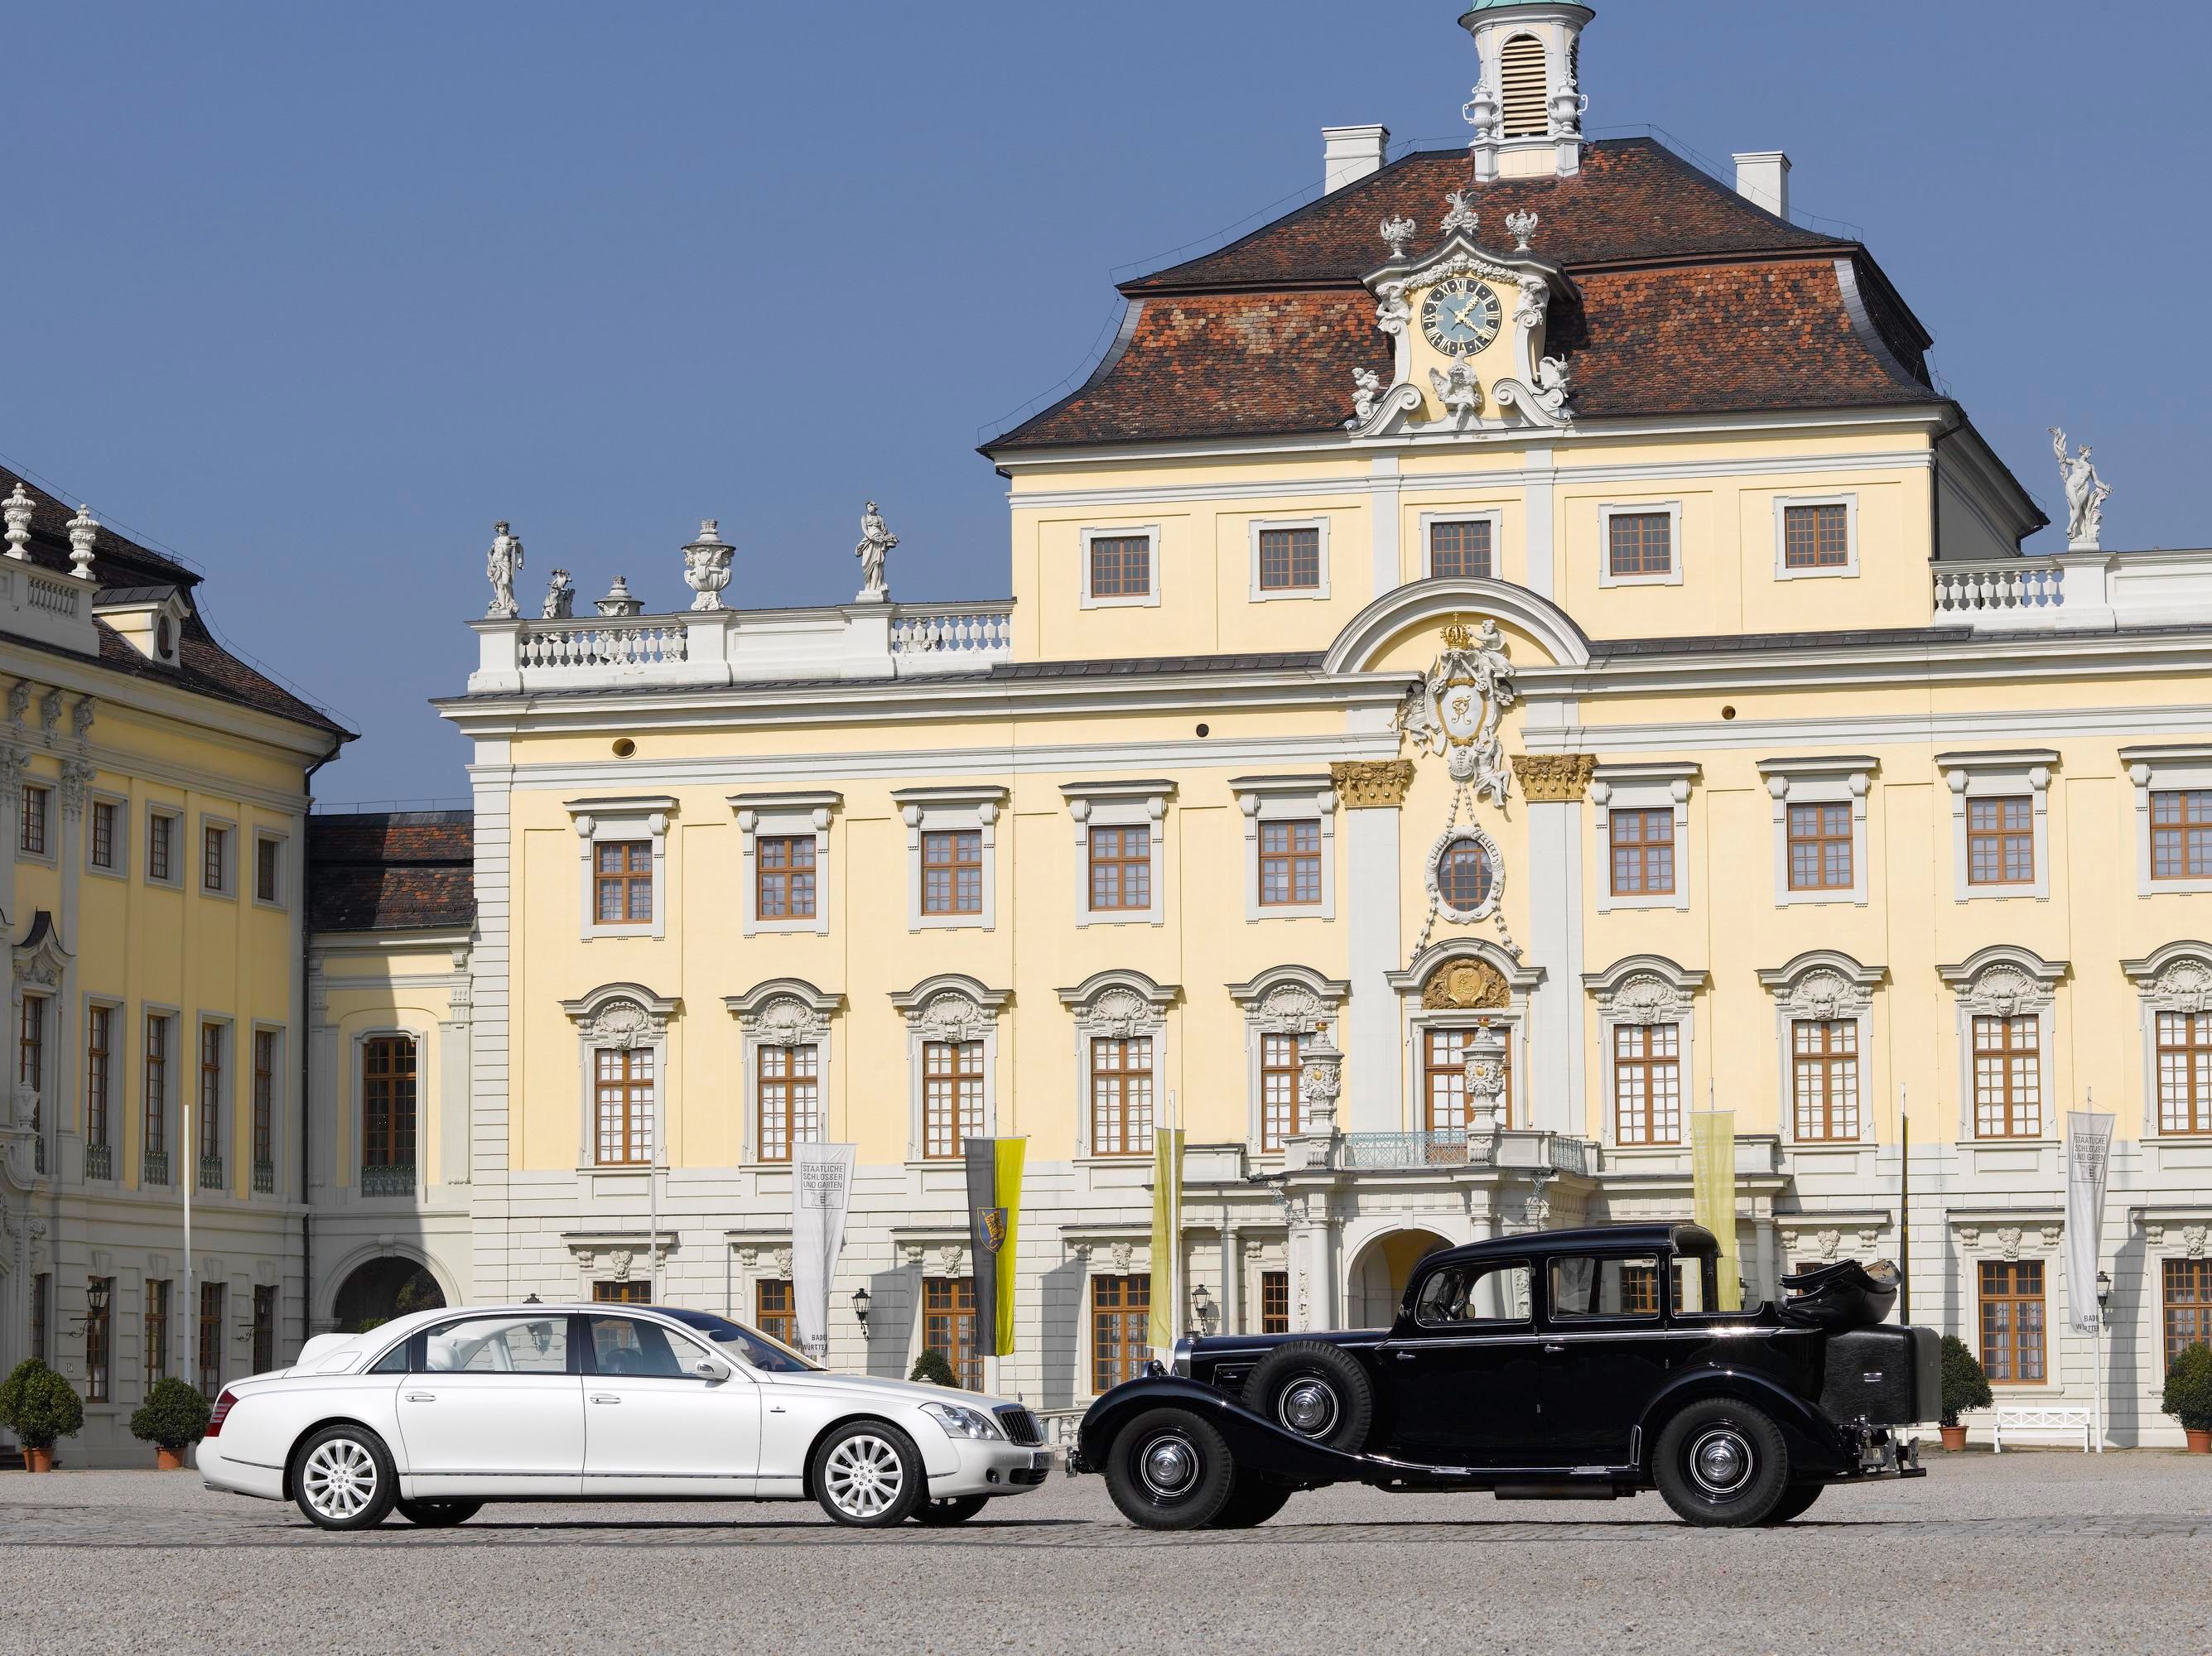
top-left (291, 2), bottom-right (2212, 1446)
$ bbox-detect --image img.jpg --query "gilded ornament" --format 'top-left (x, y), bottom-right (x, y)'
top-left (1330, 759), bottom-right (1414, 809)
top-left (1511, 753), bottom-right (1597, 803)
top-left (1421, 958), bottom-right (1509, 1011)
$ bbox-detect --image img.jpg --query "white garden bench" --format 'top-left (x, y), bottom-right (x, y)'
top-left (1991, 1406), bottom-right (2094, 1452)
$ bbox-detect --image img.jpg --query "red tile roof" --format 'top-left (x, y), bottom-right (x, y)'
top-left (309, 811), bottom-right (475, 933)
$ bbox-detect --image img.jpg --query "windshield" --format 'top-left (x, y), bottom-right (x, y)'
top-left (657, 1307), bottom-right (821, 1374)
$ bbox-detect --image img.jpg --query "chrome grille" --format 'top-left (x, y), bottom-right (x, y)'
top-left (994, 1404), bottom-right (1042, 1447)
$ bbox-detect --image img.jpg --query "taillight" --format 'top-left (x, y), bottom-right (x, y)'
top-left (205, 1388), bottom-right (238, 1438)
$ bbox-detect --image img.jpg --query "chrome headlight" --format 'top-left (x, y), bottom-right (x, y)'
top-left (919, 1401), bottom-right (1001, 1441)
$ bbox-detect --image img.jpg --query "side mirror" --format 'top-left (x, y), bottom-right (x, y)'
top-left (693, 1358), bottom-right (730, 1383)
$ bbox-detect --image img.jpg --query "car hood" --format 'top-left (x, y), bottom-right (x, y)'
top-left (764, 1370), bottom-right (1022, 1413)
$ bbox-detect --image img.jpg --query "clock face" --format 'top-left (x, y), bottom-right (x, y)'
top-left (1420, 277), bottom-right (1503, 357)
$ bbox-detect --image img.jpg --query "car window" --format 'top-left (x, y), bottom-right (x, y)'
top-left (1412, 1261), bottom-right (1530, 1329)
top-left (587, 1316), bottom-right (692, 1378)
top-left (1549, 1254), bottom-right (1664, 1321)
top-left (657, 1307), bottom-right (821, 1374)
top-left (369, 1341), bottom-right (410, 1374)
top-left (422, 1315), bottom-right (570, 1374)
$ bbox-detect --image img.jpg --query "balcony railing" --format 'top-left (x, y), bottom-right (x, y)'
top-left (252, 1158), bottom-right (277, 1196)
top-left (143, 1149), bottom-right (170, 1187)
top-left (84, 1143), bottom-right (113, 1182)
top-left (360, 1161), bottom-right (417, 1198)
top-left (198, 1154), bottom-right (225, 1191)
top-left (1337, 1129), bottom-right (1487, 1170)
top-left (1931, 549), bottom-right (2212, 633)
top-left (1545, 1134), bottom-right (1599, 1177)
top-left (517, 617), bottom-right (690, 672)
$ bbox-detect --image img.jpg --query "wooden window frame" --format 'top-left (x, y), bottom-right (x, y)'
top-left (592, 840), bottom-right (653, 926)
top-left (1965, 797), bottom-right (2035, 888)
top-left (1259, 1270), bottom-right (1289, 1336)
top-left (1091, 1273), bottom-right (1151, 1394)
top-left (755, 1042), bottom-right (821, 1165)
top-left (147, 810), bottom-right (178, 885)
top-left (1425, 516), bottom-right (1495, 580)
top-left (1978, 1259), bottom-right (2046, 1384)
top-left (143, 1013), bottom-right (171, 1174)
top-left (922, 1275), bottom-right (981, 1391)
top-left (1773, 495), bottom-right (1858, 580)
top-left (592, 1280), bottom-right (651, 1304)
top-left (198, 1021), bottom-right (225, 1167)
top-left (1088, 1035), bottom-right (1154, 1158)
top-left (201, 820), bottom-right (232, 896)
top-left (1080, 528), bottom-right (1159, 608)
top-left (1087, 825), bottom-right (1152, 912)
top-left (755, 1278), bottom-right (797, 1348)
top-left (1598, 503), bottom-right (1680, 586)
top-left (1612, 1023), bottom-right (1683, 1147)
top-left (17, 782), bottom-right (49, 858)
top-left (2156, 1010), bottom-right (2212, 1135)
top-left (362, 1035), bottom-right (417, 1172)
top-left (88, 797), bottom-right (121, 874)
top-left (920, 830), bottom-right (983, 916)
top-left (593, 1045), bottom-right (654, 1167)
top-left (253, 834), bottom-right (285, 907)
top-left (252, 1029), bottom-right (277, 1170)
top-left (252, 1285), bottom-right (277, 1375)
top-left (1608, 807), bottom-right (1675, 898)
top-left (84, 1004), bottom-right (113, 1154)
top-left (755, 835), bottom-right (817, 922)
top-left (1249, 519), bottom-right (1328, 600)
top-left (1971, 1014), bottom-right (2042, 1139)
top-left (921, 1039), bottom-right (986, 1160)
top-left (1790, 1018), bottom-right (1861, 1142)
top-left (144, 1278), bottom-right (171, 1390)
top-left (2163, 1258), bottom-right (2212, 1370)
top-left (1786, 802), bottom-right (1854, 892)
top-left (198, 1282), bottom-right (224, 1397)
top-left (1257, 819), bottom-right (1323, 907)
top-left (1259, 1031), bottom-right (1303, 1152)
top-left (2150, 789), bottom-right (2212, 883)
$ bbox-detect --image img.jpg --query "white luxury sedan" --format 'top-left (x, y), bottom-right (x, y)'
top-left (198, 1303), bottom-right (1051, 1530)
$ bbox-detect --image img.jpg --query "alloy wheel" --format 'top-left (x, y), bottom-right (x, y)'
top-left (822, 1432), bottom-right (905, 1519)
top-left (301, 1438), bottom-right (379, 1521)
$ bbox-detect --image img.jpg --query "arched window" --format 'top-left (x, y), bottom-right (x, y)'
top-left (1499, 35), bottom-right (1548, 138)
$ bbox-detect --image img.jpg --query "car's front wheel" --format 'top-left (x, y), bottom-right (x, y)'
top-left (291, 1425), bottom-right (398, 1531)
top-left (1652, 1398), bottom-right (1791, 1527)
top-left (396, 1499), bottom-right (482, 1528)
top-left (1103, 1408), bottom-right (1236, 1530)
top-left (811, 1421), bottom-right (927, 1528)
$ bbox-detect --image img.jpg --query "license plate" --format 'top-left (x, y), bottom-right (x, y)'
top-left (1030, 1451), bottom-right (1051, 1472)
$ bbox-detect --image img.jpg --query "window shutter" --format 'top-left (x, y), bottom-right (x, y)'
top-left (1500, 36), bottom-right (1548, 138)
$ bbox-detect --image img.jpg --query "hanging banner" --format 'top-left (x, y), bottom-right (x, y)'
top-left (965, 1138), bottom-right (1026, 1357)
top-left (792, 1142), bottom-right (856, 1360)
top-left (1690, 1110), bottom-right (1741, 1311)
top-left (2065, 1110), bottom-right (2114, 1334)
top-left (1147, 1128), bottom-right (1186, 1355)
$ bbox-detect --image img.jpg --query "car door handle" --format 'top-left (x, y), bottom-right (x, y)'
top-left (1541, 1341), bottom-right (1568, 1355)
top-left (405, 1393), bottom-right (436, 1403)
top-left (591, 1394), bottom-right (621, 1404)
top-left (1393, 1351), bottom-right (1418, 1361)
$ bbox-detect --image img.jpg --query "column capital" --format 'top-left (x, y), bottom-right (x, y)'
top-left (1511, 753), bottom-right (1597, 803)
top-left (1330, 759), bottom-right (1414, 809)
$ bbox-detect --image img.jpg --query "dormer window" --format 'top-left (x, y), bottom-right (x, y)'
top-left (90, 585), bottom-right (189, 667)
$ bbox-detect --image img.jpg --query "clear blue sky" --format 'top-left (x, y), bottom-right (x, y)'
top-left (8, 1), bottom-right (2208, 802)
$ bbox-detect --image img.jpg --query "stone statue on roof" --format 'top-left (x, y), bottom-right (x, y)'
top-left (2050, 427), bottom-right (2111, 551)
top-left (542, 568), bottom-right (574, 619)
top-left (485, 521), bottom-right (524, 619)
top-left (855, 501), bottom-right (897, 604)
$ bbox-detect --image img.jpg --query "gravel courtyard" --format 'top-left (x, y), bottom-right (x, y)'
top-left (7, 1453), bottom-right (2207, 1656)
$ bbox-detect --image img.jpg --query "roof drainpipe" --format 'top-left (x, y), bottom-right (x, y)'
top-left (297, 742), bottom-right (340, 1353)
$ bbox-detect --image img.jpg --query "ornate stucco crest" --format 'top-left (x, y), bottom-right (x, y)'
top-left (1428, 359), bottom-right (1483, 422)
top-left (1400, 620), bottom-right (1520, 961)
top-left (580, 998), bottom-right (661, 1050)
top-left (909, 989), bottom-right (994, 1046)
top-left (1420, 958), bottom-right (1509, 1012)
top-left (754, 995), bottom-right (831, 1047)
top-left (1440, 190), bottom-right (1479, 236)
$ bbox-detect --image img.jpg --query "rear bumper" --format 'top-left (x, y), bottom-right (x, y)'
top-left (198, 1438), bottom-right (285, 1502)
top-left (1831, 1424), bottom-right (1924, 1482)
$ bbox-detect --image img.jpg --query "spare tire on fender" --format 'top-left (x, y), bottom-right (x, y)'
top-left (1241, 1341), bottom-right (1375, 1451)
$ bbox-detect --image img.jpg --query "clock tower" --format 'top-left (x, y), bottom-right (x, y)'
top-left (1460, 1), bottom-right (1593, 181)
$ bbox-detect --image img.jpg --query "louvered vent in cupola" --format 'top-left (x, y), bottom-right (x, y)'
top-left (1499, 35), bottom-right (1548, 138)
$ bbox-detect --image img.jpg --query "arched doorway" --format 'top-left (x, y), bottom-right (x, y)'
top-left (332, 1256), bottom-right (446, 1332)
top-left (1345, 1229), bottom-right (1453, 1329)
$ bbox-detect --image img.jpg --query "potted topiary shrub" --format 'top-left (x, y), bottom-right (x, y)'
top-left (129, 1376), bottom-right (213, 1470)
top-left (1939, 1334), bottom-right (1992, 1451)
top-left (907, 1349), bottom-right (959, 1388)
top-left (2161, 1341), bottom-right (2212, 1454)
top-left (0, 1358), bottom-right (85, 1474)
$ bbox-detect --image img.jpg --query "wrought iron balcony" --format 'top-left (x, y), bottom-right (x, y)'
top-left (1336, 1129), bottom-right (1487, 1170)
top-left (360, 1161), bottom-right (417, 1198)
top-left (198, 1154), bottom-right (225, 1191)
top-left (84, 1143), bottom-right (113, 1182)
top-left (252, 1158), bottom-right (276, 1196)
top-left (143, 1149), bottom-right (170, 1187)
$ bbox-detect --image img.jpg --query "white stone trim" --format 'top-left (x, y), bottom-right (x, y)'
top-left (1771, 493), bottom-right (1861, 581)
top-left (730, 790), bottom-right (837, 937)
top-left (1756, 950), bottom-right (1885, 1145)
top-left (1582, 954), bottom-right (1707, 1148)
top-left (1057, 970), bottom-right (1178, 1158)
top-left (1759, 755), bottom-right (1875, 907)
top-left (2121, 942), bottom-right (2212, 1138)
top-left (2122, 744), bottom-right (2212, 897)
top-left (1418, 508), bottom-right (1504, 580)
top-left (1938, 749), bottom-right (2054, 903)
top-left (559, 983), bottom-right (680, 1169)
top-left (1246, 517), bottom-right (1332, 603)
top-left (1937, 946), bottom-right (2067, 1141)
top-left (1063, 780), bottom-right (1172, 928)
top-left (889, 974), bottom-right (1010, 1160)
top-left (1588, 761), bottom-right (1696, 913)
top-left (1078, 525), bottom-right (1162, 610)
top-left (1227, 965), bottom-right (1349, 1149)
top-left (196, 811), bottom-right (237, 898)
top-left (725, 978), bottom-right (842, 1165)
top-left (565, 793), bottom-right (674, 941)
top-left (893, 786), bottom-right (1005, 932)
top-left (1595, 500), bottom-right (1684, 589)
top-left (1231, 774), bottom-right (1336, 922)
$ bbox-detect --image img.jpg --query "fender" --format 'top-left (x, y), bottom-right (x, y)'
top-left (1636, 1365), bottom-right (1850, 1475)
top-left (1077, 1376), bottom-right (1371, 1483)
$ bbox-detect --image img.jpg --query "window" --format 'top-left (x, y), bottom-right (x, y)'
top-left (254, 836), bottom-right (282, 903)
top-left (586, 1315), bottom-right (695, 1376)
top-left (1609, 809), bottom-right (1675, 897)
top-left (198, 1023), bottom-right (224, 1176)
top-left (1090, 1036), bottom-right (1153, 1156)
top-left (1258, 821), bottom-right (1322, 907)
top-left (922, 1040), bottom-right (985, 1160)
top-left (202, 823), bottom-right (229, 893)
top-left (248, 1285), bottom-right (276, 1375)
top-left (144, 1013), bottom-right (171, 1179)
top-left (1092, 1274), bottom-right (1150, 1393)
top-left (923, 1277), bottom-right (981, 1390)
top-left (1425, 1028), bottom-right (1469, 1132)
top-left (1613, 1023), bottom-right (1682, 1146)
top-left (30, 1273), bottom-right (48, 1367)
top-left (425, 1314), bottom-right (571, 1375)
top-left (2157, 1012), bottom-right (2212, 1134)
top-left (1782, 503), bottom-right (1851, 569)
top-left (1415, 1260), bottom-right (1530, 1327)
top-left (593, 840), bottom-right (652, 924)
top-left (1549, 1255), bottom-right (1663, 1321)
top-left (2151, 791), bottom-right (2212, 882)
top-left (1498, 31), bottom-right (1546, 137)
top-left (1260, 1271), bottom-right (1289, 1336)
top-left (89, 799), bottom-right (118, 870)
top-left (145, 1279), bottom-right (171, 1390)
top-left (1978, 1259), bottom-right (2046, 1384)
top-left (1786, 802), bottom-right (1853, 891)
top-left (755, 1280), bottom-right (797, 1348)
top-left (362, 1035), bottom-right (417, 1175)
top-left (18, 783), bottom-right (48, 855)
top-left (1254, 524), bottom-right (1323, 594)
top-left (1972, 1015), bottom-right (2041, 1138)
top-left (1087, 534), bottom-right (1151, 599)
top-left (85, 1007), bottom-right (112, 1154)
top-left (1966, 798), bottom-right (2034, 887)
top-left (1607, 511), bottom-right (1672, 577)
top-left (922, 830), bottom-right (982, 916)
top-left (756, 1043), bottom-right (820, 1163)
top-left (1429, 518), bottom-right (1492, 580)
top-left (86, 1277), bottom-right (113, 1403)
top-left (2165, 1259), bottom-right (2212, 1370)
top-left (1790, 1019), bottom-right (1860, 1141)
top-left (148, 811), bottom-right (175, 883)
top-left (17, 994), bottom-right (42, 1109)
top-left (1087, 826), bottom-right (1150, 912)
top-left (1260, 1033), bottom-right (1303, 1152)
top-left (594, 1046), bottom-right (654, 1167)
top-left (1436, 836), bottom-right (1493, 913)
top-left (593, 1281), bottom-right (651, 1304)
top-left (199, 1282), bottom-right (224, 1396)
top-left (756, 836), bottom-right (816, 920)
top-left (252, 1030), bottom-right (277, 1177)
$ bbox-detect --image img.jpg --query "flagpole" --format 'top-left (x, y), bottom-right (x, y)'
top-left (1168, 1089), bottom-right (1182, 1357)
top-left (183, 1082), bottom-right (195, 1393)
top-left (1897, 1084), bottom-right (1911, 1326)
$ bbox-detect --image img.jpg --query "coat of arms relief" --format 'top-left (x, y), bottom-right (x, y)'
top-left (1396, 619), bottom-right (1520, 960)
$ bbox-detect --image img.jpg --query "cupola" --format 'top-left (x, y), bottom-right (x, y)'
top-left (1459, 2), bottom-right (1593, 181)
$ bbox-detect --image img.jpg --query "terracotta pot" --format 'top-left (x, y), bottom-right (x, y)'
top-left (156, 1447), bottom-right (186, 1471)
top-left (2186, 1429), bottom-right (2211, 1455)
top-left (24, 1447), bottom-right (54, 1474)
top-left (1939, 1425), bottom-right (1969, 1451)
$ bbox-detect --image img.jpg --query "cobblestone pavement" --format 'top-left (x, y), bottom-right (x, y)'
top-left (7, 1453), bottom-right (2210, 1655)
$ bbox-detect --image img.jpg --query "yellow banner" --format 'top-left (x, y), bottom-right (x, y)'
top-left (1691, 1110), bottom-right (1741, 1311)
top-left (1147, 1129), bottom-right (1184, 1354)
top-left (991, 1138), bottom-right (1024, 1356)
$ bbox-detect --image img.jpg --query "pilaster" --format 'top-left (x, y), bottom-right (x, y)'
top-left (1513, 753), bottom-right (1594, 1134)
top-left (1333, 761), bottom-right (1413, 1134)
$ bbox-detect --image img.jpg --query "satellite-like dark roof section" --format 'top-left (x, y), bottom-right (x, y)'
top-left (309, 811), bottom-right (475, 933)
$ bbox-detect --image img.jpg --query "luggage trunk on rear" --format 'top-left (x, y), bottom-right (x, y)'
top-left (1819, 1326), bottom-right (1940, 1426)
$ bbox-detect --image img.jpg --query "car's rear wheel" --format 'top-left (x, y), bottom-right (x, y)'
top-left (1758, 1481), bottom-right (1825, 1525)
top-left (1104, 1408), bottom-right (1236, 1530)
top-left (913, 1495), bottom-right (990, 1526)
top-left (291, 1425), bottom-right (398, 1531)
top-left (1652, 1398), bottom-right (1791, 1527)
top-left (396, 1499), bottom-right (481, 1528)
top-left (811, 1421), bottom-right (927, 1528)
top-left (1208, 1479), bottom-right (1294, 1528)
top-left (1240, 1341), bottom-right (1375, 1451)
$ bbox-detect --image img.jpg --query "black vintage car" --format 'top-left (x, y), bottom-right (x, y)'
top-left (1073, 1222), bottom-right (1935, 1529)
